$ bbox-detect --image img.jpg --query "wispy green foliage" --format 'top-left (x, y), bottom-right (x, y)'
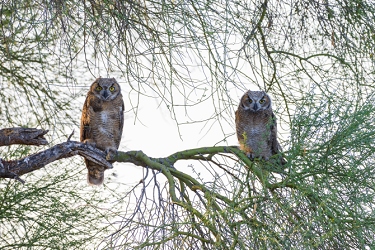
top-left (0, 163), bottom-right (122, 249)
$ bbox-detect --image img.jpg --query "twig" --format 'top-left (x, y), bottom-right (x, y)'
top-left (67, 130), bottom-right (75, 141)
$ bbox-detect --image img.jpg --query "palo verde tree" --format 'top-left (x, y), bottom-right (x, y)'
top-left (1, 0), bottom-right (375, 249)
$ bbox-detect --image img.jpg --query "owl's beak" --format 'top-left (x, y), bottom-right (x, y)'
top-left (253, 103), bottom-right (259, 111)
top-left (103, 90), bottom-right (110, 100)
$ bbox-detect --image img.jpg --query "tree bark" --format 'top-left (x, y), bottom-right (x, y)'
top-left (0, 127), bottom-right (49, 146)
top-left (0, 128), bottom-right (112, 183)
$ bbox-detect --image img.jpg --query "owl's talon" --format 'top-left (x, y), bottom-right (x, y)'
top-left (83, 139), bottom-right (96, 147)
top-left (106, 154), bottom-right (112, 161)
top-left (105, 148), bottom-right (118, 161)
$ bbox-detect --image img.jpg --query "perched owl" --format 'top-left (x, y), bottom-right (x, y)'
top-left (235, 90), bottom-right (284, 164)
top-left (80, 77), bottom-right (124, 185)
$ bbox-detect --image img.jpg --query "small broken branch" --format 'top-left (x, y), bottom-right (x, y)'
top-left (0, 127), bottom-right (49, 146)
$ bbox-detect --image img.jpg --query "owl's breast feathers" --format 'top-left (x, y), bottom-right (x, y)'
top-left (236, 108), bottom-right (275, 158)
top-left (236, 109), bottom-right (273, 134)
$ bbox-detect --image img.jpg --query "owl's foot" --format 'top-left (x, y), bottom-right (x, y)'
top-left (105, 148), bottom-right (118, 161)
top-left (83, 139), bottom-right (96, 147)
top-left (246, 152), bottom-right (256, 159)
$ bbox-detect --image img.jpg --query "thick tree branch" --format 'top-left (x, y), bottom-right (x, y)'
top-left (0, 141), bottom-right (112, 182)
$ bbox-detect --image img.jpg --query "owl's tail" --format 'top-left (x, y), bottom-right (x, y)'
top-left (85, 160), bottom-right (105, 185)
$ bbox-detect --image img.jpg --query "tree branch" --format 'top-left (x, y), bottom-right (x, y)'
top-left (0, 141), bottom-right (112, 182)
top-left (0, 127), bottom-right (49, 146)
top-left (0, 128), bottom-right (289, 195)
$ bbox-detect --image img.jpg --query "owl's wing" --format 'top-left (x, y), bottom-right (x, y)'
top-left (115, 98), bottom-right (125, 148)
top-left (80, 94), bottom-right (93, 142)
top-left (234, 109), bottom-right (243, 142)
top-left (270, 113), bottom-right (287, 165)
top-left (270, 113), bottom-right (282, 155)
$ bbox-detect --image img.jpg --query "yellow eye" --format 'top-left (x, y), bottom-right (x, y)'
top-left (248, 99), bottom-right (253, 103)
top-left (109, 86), bottom-right (115, 91)
top-left (96, 86), bottom-right (102, 91)
top-left (259, 98), bottom-right (265, 104)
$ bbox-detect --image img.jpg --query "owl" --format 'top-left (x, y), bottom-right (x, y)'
top-left (80, 77), bottom-right (124, 185)
top-left (235, 90), bottom-right (284, 164)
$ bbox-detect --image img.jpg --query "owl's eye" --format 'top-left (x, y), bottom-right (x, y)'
top-left (259, 98), bottom-right (266, 104)
top-left (96, 86), bottom-right (102, 91)
top-left (248, 99), bottom-right (253, 103)
top-left (109, 86), bottom-right (115, 91)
